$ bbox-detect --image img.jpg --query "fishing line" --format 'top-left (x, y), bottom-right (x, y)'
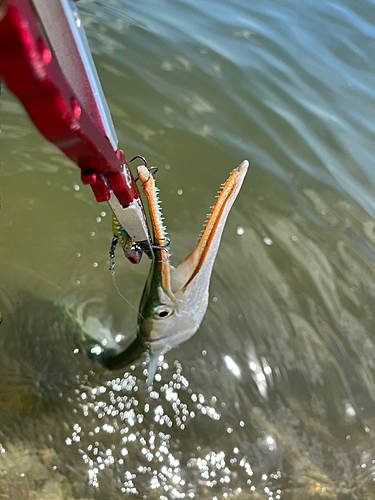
top-left (109, 261), bottom-right (146, 322)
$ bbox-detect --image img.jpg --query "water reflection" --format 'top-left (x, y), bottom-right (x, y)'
top-left (0, 256), bottom-right (375, 499)
top-left (1, 0), bottom-right (375, 497)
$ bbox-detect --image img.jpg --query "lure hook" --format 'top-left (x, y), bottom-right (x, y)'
top-left (130, 155), bottom-right (148, 168)
top-left (130, 156), bottom-right (159, 185)
top-left (152, 237), bottom-right (171, 262)
top-left (109, 235), bottom-right (118, 274)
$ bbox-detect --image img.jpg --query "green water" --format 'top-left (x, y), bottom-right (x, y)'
top-left (0, 0), bottom-right (374, 498)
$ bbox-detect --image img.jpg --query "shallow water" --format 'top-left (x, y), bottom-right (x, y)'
top-left (0, 0), bottom-right (374, 498)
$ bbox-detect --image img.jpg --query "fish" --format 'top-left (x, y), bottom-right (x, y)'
top-left (137, 160), bottom-right (248, 383)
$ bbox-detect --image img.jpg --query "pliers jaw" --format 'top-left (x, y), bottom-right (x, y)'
top-left (108, 194), bottom-right (155, 261)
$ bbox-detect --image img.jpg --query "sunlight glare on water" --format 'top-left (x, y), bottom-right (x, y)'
top-left (0, 0), bottom-right (374, 498)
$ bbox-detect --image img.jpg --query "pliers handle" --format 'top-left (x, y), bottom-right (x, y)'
top-left (0, 0), bottom-right (154, 261)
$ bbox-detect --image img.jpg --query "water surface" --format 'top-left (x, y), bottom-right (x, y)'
top-left (0, 0), bottom-right (374, 498)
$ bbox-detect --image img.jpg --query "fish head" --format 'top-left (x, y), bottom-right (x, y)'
top-left (138, 262), bottom-right (203, 354)
top-left (137, 161), bottom-right (248, 359)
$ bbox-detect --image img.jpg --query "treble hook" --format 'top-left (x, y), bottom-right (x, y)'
top-left (130, 156), bottom-right (158, 185)
top-left (130, 155), bottom-right (148, 168)
top-left (139, 166), bottom-right (159, 186)
top-left (152, 237), bottom-right (170, 251)
top-left (152, 238), bottom-right (171, 263)
top-left (109, 235), bottom-right (118, 275)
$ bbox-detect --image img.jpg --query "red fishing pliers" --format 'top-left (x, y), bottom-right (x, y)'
top-left (0, 0), bottom-right (154, 263)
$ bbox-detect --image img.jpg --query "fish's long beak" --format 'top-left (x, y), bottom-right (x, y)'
top-left (171, 160), bottom-right (248, 293)
top-left (137, 166), bottom-right (173, 295)
top-left (138, 160), bottom-right (248, 296)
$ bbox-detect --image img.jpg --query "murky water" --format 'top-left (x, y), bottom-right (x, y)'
top-left (1, 0), bottom-right (374, 498)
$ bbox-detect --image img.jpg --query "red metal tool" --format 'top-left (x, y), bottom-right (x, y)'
top-left (0, 0), bottom-right (154, 261)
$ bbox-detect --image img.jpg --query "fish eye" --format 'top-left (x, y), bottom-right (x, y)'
top-left (153, 306), bottom-right (174, 319)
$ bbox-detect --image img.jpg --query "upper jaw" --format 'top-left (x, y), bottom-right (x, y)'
top-left (168, 160), bottom-right (249, 294)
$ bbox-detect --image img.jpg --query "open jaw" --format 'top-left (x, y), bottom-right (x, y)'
top-left (91, 161), bottom-right (248, 379)
top-left (137, 160), bottom-right (249, 333)
top-left (137, 160), bottom-right (248, 296)
top-left (136, 160), bottom-right (248, 384)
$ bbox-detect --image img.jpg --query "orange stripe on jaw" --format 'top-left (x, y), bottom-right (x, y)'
top-left (183, 167), bottom-right (242, 288)
top-left (137, 166), bottom-right (171, 292)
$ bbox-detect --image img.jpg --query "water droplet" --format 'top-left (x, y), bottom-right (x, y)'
top-left (263, 237), bottom-right (273, 245)
top-left (165, 164), bottom-right (171, 170)
top-left (177, 189), bottom-right (183, 195)
top-left (202, 350), bottom-right (207, 356)
top-left (90, 231), bottom-right (95, 237)
top-left (237, 226), bottom-right (245, 235)
top-left (100, 211), bottom-right (107, 217)
top-left (291, 235), bottom-right (298, 241)
top-left (74, 184), bottom-right (80, 191)
top-left (91, 345), bottom-right (104, 355)
top-left (73, 348), bottom-right (79, 354)
top-left (75, 280), bottom-right (81, 285)
top-left (93, 262), bottom-right (98, 267)
top-left (96, 217), bottom-right (101, 223)
top-left (212, 297), bottom-right (218, 302)
top-left (227, 427), bottom-right (233, 434)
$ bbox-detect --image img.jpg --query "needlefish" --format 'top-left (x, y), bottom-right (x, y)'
top-left (137, 160), bottom-right (248, 383)
top-left (99, 160), bottom-right (248, 381)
